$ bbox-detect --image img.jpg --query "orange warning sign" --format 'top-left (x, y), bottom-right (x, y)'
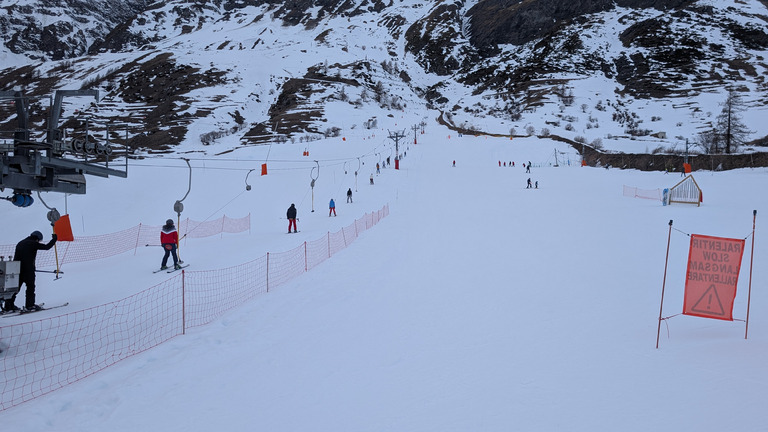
top-left (683, 234), bottom-right (745, 321)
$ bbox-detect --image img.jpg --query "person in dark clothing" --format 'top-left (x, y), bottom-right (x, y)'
top-left (287, 203), bottom-right (298, 233)
top-left (527, 178), bottom-right (532, 189)
top-left (346, 188), bottom-right (353, 203)
top-left (3, 231), bottom-right (57, 312)
top-left (160, 219), bottom-right (181, 270)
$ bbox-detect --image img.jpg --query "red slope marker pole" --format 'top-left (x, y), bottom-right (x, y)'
top-left (745, 210), bottom-right (756, 339)
top-left (657, 220), bottom-right (673, 349)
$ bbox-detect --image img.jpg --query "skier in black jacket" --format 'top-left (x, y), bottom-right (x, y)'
top-left (3, 231), bottom-right (57, 312)
top-left (287, 203), bottom-right (298, 233)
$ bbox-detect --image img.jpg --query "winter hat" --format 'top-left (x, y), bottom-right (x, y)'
top-left (165, 219), bottom-right (174, 226)
top-left (31, 231), bottom-right (43, 241)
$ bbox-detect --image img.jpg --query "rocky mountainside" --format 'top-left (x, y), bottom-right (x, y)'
top-left (1, 0), bottom-right (767, 161)
top-left (1, 0), bottom-right (145, 60)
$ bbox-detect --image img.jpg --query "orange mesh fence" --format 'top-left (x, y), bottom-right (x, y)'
top-left (306, 235), bottom-right (331, 271)
top-left (329, 228), bottom-right (347, 257)
top-left (222, 214), bottom-right (251, 234)
top-left (0, 215), bottom-right (250, 270)
top-left (0, 205), bottom-right (387, 411)
top-left (0, 276), bottom-right (183, 410)
top-left (267, 244), bottom-right (308, 288)
top-left (55, 225), bottom-right (143, 266)
top-left (356, 217), bottom-right (367, 234)
top-left (342, 224), bottom-right (356, 247)
top-left (183, 255), bottom-right (269, 329)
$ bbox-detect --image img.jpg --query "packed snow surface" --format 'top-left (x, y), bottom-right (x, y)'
top-left (1, 115), bottom-right (766, 430)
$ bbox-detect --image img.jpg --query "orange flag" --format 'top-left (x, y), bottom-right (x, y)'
top-left (53, 214), bottom-right (74, 241)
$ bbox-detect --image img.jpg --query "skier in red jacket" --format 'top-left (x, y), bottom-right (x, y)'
top-left (160, 219), bottom-right (181, 270)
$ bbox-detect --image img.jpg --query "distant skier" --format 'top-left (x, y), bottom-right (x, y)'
top-left (329, 199), bottom-right (336, 217)
top-left (287, 203), bottom-right (298, 233)
top-left (535, 181), bottom-right (539, 189)
top-left (526, 163), bottom-right (531, 173)
top-left (347, 188), bottom-right (353, 203)
top-left (370, 174), bottom-right (374, 185)
top-left (527, 178), bottom-right (532, 189)
top-left (2, 230), bottom-right (57, 312)
top-left (452, 160), bottom-right (456, 167)
top-left (376, 163), bottom-right (380, 174)
top-left (160, 219), bottom-right (181, 270)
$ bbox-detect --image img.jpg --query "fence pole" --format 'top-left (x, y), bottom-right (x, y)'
top-left (327, 232), bottom-right (331, 258)
top-left (266, 252), bottom-right (270, 292)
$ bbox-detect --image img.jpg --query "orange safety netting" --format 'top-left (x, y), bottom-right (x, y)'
top-left (0, 214), bottom-right (251, 269)
top-left (0, 205), bottom-right (388, 411)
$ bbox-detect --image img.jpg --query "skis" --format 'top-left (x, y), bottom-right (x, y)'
top-left (166, 264), bottom-right (189, 273)
top-left (1, 302), bottom-right (69, 318)
top-left (0, 303), bottom-right (44, 317)
top-left (154, 264), bottom-right (189, 274)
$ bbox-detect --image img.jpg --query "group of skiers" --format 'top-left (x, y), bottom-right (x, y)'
top-left (494, 160), bottom-right (539, 188)
top-left (286, 187), bottom-right (355, 233)
top-left (3, 174), bottom-right (373, 314)
top-left (498, 160), bottom-right (532, 172)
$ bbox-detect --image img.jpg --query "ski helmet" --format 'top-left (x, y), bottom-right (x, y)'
top-left (166, 219), bottom-right (174, 226)
top-left (31, 231), bottom-right (43, 241)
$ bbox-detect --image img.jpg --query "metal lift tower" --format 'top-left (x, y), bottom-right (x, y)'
top-left (0, 89), bottom-right (128, 207)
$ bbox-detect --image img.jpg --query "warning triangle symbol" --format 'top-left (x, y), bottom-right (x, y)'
top-left (691, 284), bottom-right (725, 316)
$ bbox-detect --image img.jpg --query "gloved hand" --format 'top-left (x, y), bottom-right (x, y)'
top-left (51, 234), bottom-right (58, 241)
